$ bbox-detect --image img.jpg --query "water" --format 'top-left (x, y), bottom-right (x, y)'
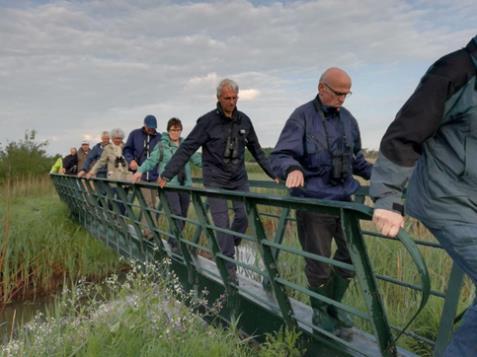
top-left (0, 295), bottom-right (55, 344)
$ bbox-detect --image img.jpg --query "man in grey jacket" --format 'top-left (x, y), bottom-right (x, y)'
top-left (370, 36), bottom-right (477, 356)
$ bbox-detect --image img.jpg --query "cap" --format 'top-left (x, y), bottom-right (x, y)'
top-left (81, 140), bottom-right (90, 145)
top-left (144, 115), bottom-right (157, 129)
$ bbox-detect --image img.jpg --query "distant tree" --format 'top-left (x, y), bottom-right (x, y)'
top-left (0, 130), bottom-right (54, 180)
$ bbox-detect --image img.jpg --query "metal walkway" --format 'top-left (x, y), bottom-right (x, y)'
top-left (50, 174), bottom-right (467, 356)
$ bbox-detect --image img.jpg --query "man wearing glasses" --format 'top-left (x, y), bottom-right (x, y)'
top-left (271, 67), bottom-right (372, 338)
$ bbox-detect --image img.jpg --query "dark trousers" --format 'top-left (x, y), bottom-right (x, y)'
top-left (164, 191), bottom-right (190, 246)
top-left (296, 210), bottom-right (354, 288)
top-left (206, 183), bottom-right (249, 270)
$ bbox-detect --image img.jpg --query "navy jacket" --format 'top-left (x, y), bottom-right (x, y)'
top-left (271, 96), bottom-right (372, 201)
top-left (123, 127), bottom-right (161, 182)
top-left (161, 103), bottom-right (275, 189)
top-left (81, 142), bottom-right (107, 178)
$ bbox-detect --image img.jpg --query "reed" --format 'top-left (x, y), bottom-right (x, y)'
top-left (0, 176), bottom-right (124, 308)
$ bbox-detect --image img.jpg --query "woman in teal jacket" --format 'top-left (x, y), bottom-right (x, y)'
top-left (132, 118), bottom-right (202, 249)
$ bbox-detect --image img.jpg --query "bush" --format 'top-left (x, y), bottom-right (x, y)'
top-left (0, 130), bottom-right (55, 181)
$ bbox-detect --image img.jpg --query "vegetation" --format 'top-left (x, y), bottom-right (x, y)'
top-left (0, 130), bottom-right (56, 182)
top-left (0, 175), bottom-right (123, 307)
top-left (2, 260), bottom-right (303, 357)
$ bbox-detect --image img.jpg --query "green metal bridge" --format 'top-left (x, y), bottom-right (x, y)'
top-left (50, 174), bottom-right (468, 356)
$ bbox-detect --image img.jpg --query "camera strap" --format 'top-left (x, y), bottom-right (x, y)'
top-left (318, 106), bottom-right (348, 155)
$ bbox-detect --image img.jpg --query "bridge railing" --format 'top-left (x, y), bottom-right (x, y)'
top-left (50, 174), bottom-right (466, 357)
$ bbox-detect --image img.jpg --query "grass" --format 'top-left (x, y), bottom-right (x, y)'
top-left (0, 175), bottom-right (124, 307)
top-left (1, 260), bottom-right (303, 357)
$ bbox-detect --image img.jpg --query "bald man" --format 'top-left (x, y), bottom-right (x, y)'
top-left (271, 68), bottom-right (372, 336)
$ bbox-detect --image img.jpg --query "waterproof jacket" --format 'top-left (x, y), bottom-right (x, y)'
top-left (81, 142), bottom-right (108, 178)
top-left (161, 103), bottom-right (275, 189)
top-left (138, 132), bottom-right (202, 186)
top-left (123, 127), bottom-right (161, 182)
top-left (90, 143), bottom-right (131, 181)
top-left (50, 157), bottom-right (63, 174)
top-left (77, 147), bottom-right (90, 173)
top-left (63, 154), bottom-right (78, 175)
top-left (271, 96), bottom-right (372, 201)
top-left (370, 37), bottom-right (477, 225)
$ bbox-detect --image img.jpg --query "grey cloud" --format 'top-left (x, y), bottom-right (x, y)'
top-left (0, 0), bottom-right (476, 154)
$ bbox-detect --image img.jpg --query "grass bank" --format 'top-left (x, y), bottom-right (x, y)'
top-left (0, 175), bottom-right (123, 307)
top-left (2, 260), bottom-right (302, 357)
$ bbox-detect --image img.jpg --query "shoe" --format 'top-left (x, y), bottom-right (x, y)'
top-left (310, 281), bottom-right (337, 333)
top-left (328, 274), bottom-right (353, 329)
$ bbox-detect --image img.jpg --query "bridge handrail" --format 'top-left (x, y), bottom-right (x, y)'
top-left (51, 174), bottom-right (438, 356)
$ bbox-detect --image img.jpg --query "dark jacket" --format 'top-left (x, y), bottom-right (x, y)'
top-left (81, 142), bottom-right (108, 178)
top-left (370, 37), bottom-right (477, 224)
top-left (161, 103), bottom-right (275, 189)
top-left (271, 96), bottom-right (372, 201)
top-left (123, 127), bottom-right (161, 182)
top-left (63, 154), bottom-right (78, 175)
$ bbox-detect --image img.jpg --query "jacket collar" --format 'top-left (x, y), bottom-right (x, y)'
top-left (312, 95), bottom-right (340, 119)
top-left (216, 102), bottom-right (240, 122)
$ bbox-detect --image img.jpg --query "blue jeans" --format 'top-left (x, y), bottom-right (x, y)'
top-left (423, 220), bottom-right (477, 357)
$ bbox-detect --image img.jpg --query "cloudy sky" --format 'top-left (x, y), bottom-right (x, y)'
top-left (1, 0), bottom-right (476, 155)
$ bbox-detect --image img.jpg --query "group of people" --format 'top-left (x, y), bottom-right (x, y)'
top-left (51, 36), bottom-right (477, 355)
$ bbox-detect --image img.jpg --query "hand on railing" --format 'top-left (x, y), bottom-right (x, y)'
top-left (158, 176), bottom-right (168, 188)
top-left (285, 170), bottom-right (304, 188)
top-left (85, 172), bottom-right (94, 179)
top-left (372, 208), bottom-right (404, 238)
top-left (131, 172), bottom-right (142, 183)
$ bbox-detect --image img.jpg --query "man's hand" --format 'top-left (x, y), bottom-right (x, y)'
top-left (285, 170), bottom-right (304, 188)
top-left (77, 170), bottom-right (86, 178)
top-left (131, 172), bottom-right (142, 183)
top-left (372, 208), bottom-right (404, 238)
top-left (85, 172), bottom-right (93, 179)
top-left (274, 177), bottom-right (280, 184)
top-left (158, 177), bottom-right (168, 188)
top-left (129, 160), bottom-right (138, 171)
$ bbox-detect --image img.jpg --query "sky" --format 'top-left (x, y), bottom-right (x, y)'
top-left (1, 0), bottom-right (476, 155)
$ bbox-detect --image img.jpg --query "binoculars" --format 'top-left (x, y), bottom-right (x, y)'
top-left (330, 151), bottom-right (352, 186)
top-left (224, 135), bottom-right (240, 164)
top-left (114, 156), bottom-right (127, 168)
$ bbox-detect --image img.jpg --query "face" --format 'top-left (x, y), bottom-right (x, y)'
top-left (112, 136), bottom-right (123, 145)
top-left (218, 86), bottom-right (238, 117)
top-left (168, 126), bottom-right (182, 142)
top-left (318, 75), bottom-right (352, 108)
top-left (144, 126), bottom-right (156, 135)
top-left (70, 147), bottom-right (77, 155)
top-left (101, 134), bottom-right (110, 145)
top-left (81, 143), bottom-right (90, 151)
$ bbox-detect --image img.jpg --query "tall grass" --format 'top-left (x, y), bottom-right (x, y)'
top-left (0, 176), bottom-right (123, 307)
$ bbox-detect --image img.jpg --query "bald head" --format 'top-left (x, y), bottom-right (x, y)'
top-left (318, 67), bottom-right (352, 108)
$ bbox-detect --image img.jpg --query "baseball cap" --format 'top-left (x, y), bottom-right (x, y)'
top-left (81, 140), bottom-right (90, 145)
top-left (144, 115), bottom-right (157, 129)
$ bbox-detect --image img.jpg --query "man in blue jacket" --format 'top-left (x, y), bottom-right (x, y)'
top-left (124, 115), bottom-right (161, 235)
top-left (370, 36), bottom-right (477, 356)
top-left (78, 131), bottom-right (110, 178)
top-left (159, 79), bottom-right (277, 281)
top-left (271, 67), bottom-right (372, 335)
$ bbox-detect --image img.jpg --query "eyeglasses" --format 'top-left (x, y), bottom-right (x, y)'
top-left (322, 82), bottom-right (352, 98)
top-left (169, 128), bottom-right (182, 132)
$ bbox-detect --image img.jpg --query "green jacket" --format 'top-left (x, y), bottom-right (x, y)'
top-left (138, 132), bottom-right (202, 186)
